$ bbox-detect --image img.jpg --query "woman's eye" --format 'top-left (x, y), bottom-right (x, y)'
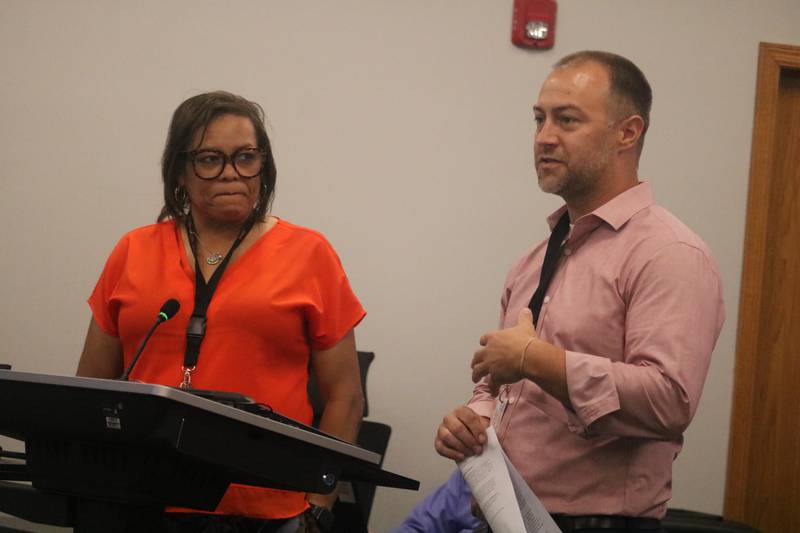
top-left (196, 153), bottom-right (221, 165)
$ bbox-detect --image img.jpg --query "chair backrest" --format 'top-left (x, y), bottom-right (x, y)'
top-left (306, 350), bottom-right (388, 532)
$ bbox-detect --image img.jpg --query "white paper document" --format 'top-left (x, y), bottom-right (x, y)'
top-left (457, 427), bottom-right (562, 533)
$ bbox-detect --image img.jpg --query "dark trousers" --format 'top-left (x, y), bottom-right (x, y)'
top-left (480, 520), bottom-right (666, 533)
top-left (162, 512), bottom-right (304, 533)
top-left (482, 529), bottom-right (667, 533)
top-left (553, 529), bottom-right (666, 533)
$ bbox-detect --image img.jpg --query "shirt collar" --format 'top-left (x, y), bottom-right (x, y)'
top-left (546, 181), bottom-right (653, 232)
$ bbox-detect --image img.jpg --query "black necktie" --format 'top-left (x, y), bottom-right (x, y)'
top-left (528, 211), bottom-right (570, 327)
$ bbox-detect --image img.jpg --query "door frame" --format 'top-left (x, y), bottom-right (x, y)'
top-left (724, 41), bottom-right (800, 521)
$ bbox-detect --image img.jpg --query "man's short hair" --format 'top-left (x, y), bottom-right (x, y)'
top-left (555, 51), bottom-right (652, 152)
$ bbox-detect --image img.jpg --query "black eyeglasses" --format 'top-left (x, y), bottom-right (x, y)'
top-left (184, 147), bottom-right (265, 180)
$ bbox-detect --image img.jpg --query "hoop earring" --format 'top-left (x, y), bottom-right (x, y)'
top-left (174, 186), bottom-right (189, 214)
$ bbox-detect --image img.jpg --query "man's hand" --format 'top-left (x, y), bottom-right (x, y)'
top-left (472, 308), bottom-right (538, 396)
top-left (435, 406), bottom-right (491, 461)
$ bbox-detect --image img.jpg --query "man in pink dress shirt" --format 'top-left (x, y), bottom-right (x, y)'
top-left (434, 51), bottom-right (724, 532)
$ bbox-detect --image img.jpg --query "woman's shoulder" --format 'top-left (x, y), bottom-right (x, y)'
top-left (268, 218), bottom-right (346, 267)
top-left (97, 221), bottom-right (178, 278)
top-left (109, 221), bottom-right (177, 255)
top-left (271, 218), bottom-right (333, 247)
top-left (118, 220), bottom-right (177, 241)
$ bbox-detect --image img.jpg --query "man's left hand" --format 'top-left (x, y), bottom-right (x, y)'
top-left (472, 308), bottom-right (538, 396)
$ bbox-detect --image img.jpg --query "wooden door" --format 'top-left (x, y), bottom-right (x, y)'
top-left (724, 42), bottom-right (800, 532)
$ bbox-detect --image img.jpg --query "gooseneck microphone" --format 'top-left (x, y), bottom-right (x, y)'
top-left (120, 299), bottom-right (180, 381)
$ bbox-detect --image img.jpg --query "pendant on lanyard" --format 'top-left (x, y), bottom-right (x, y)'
top-left (180, 214), bottom-right (254, 389)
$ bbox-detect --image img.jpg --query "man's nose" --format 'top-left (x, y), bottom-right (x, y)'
top-left (535, 120), bottom-right (557, 146)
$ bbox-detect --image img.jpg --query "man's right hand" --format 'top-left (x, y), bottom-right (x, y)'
top-left (434, 405), bottom-right (491, 461)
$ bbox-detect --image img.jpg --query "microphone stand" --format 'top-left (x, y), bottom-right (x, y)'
top-left (119, 317), bottom-right (166, 381)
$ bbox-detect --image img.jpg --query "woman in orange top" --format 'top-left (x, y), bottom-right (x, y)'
top-left (77, 91), bottom-right (365, 533)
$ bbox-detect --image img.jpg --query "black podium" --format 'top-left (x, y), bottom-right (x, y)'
top-left (0, 370), bottom-right (418, 532)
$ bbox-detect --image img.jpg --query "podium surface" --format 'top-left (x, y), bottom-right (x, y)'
top-left (0, 370), bottom-right (418, 530)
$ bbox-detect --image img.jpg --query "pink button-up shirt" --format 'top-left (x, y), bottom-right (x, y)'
top-left (468, 182), bottom-right (724, 518)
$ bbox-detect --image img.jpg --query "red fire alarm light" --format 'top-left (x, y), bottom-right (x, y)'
top-left (512, 0), bottom-right (557, 50)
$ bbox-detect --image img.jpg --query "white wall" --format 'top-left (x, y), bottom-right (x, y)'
top-left (1, 1), bottom-right (798, 531)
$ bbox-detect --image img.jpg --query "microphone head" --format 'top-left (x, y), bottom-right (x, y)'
top-left (159, 299), bottom-right (181, 321)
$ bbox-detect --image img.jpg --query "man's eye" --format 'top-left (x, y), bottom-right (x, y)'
top-left (560, 116), bottom-right (577, 125)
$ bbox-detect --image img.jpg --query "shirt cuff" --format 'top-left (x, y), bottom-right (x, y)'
top-left (466, 398), bottom-right (496, 420)
top-left (564, 350), bottom-right (621, 433)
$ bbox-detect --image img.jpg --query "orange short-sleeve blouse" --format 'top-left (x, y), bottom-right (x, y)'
top-left (88, 218), bottom-right (365, 519)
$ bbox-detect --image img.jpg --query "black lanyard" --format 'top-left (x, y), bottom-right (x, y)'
top-left (528, 211), bottom-right (570, 327)
top-left (181, 214), bottom-right (254, 387)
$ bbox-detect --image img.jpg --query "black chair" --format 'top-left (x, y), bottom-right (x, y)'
top-left (308, 351), bottom-right (375, 426)
top-left (663, 508), bottom-right (760, 532)
top-left (307, 351), bottom-right (391, 532)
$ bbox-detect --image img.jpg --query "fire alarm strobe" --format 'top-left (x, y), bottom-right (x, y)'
top-left (512, 0), bottom-right (557, 50)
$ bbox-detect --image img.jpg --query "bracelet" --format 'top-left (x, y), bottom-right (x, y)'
top-left (519, 337), bottom-right (536, 380)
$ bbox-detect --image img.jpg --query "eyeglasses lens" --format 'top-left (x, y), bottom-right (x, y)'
top-left (192, 149), bottom-right (263, 179)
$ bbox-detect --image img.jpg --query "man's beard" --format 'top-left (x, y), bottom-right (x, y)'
top-left (537, 143), bottom-right (612, 201)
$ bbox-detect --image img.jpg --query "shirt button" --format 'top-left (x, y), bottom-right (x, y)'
top-left (563, 248), bottom-right (572, 256)
top-left (543, 295), bottom-right (551, 304)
